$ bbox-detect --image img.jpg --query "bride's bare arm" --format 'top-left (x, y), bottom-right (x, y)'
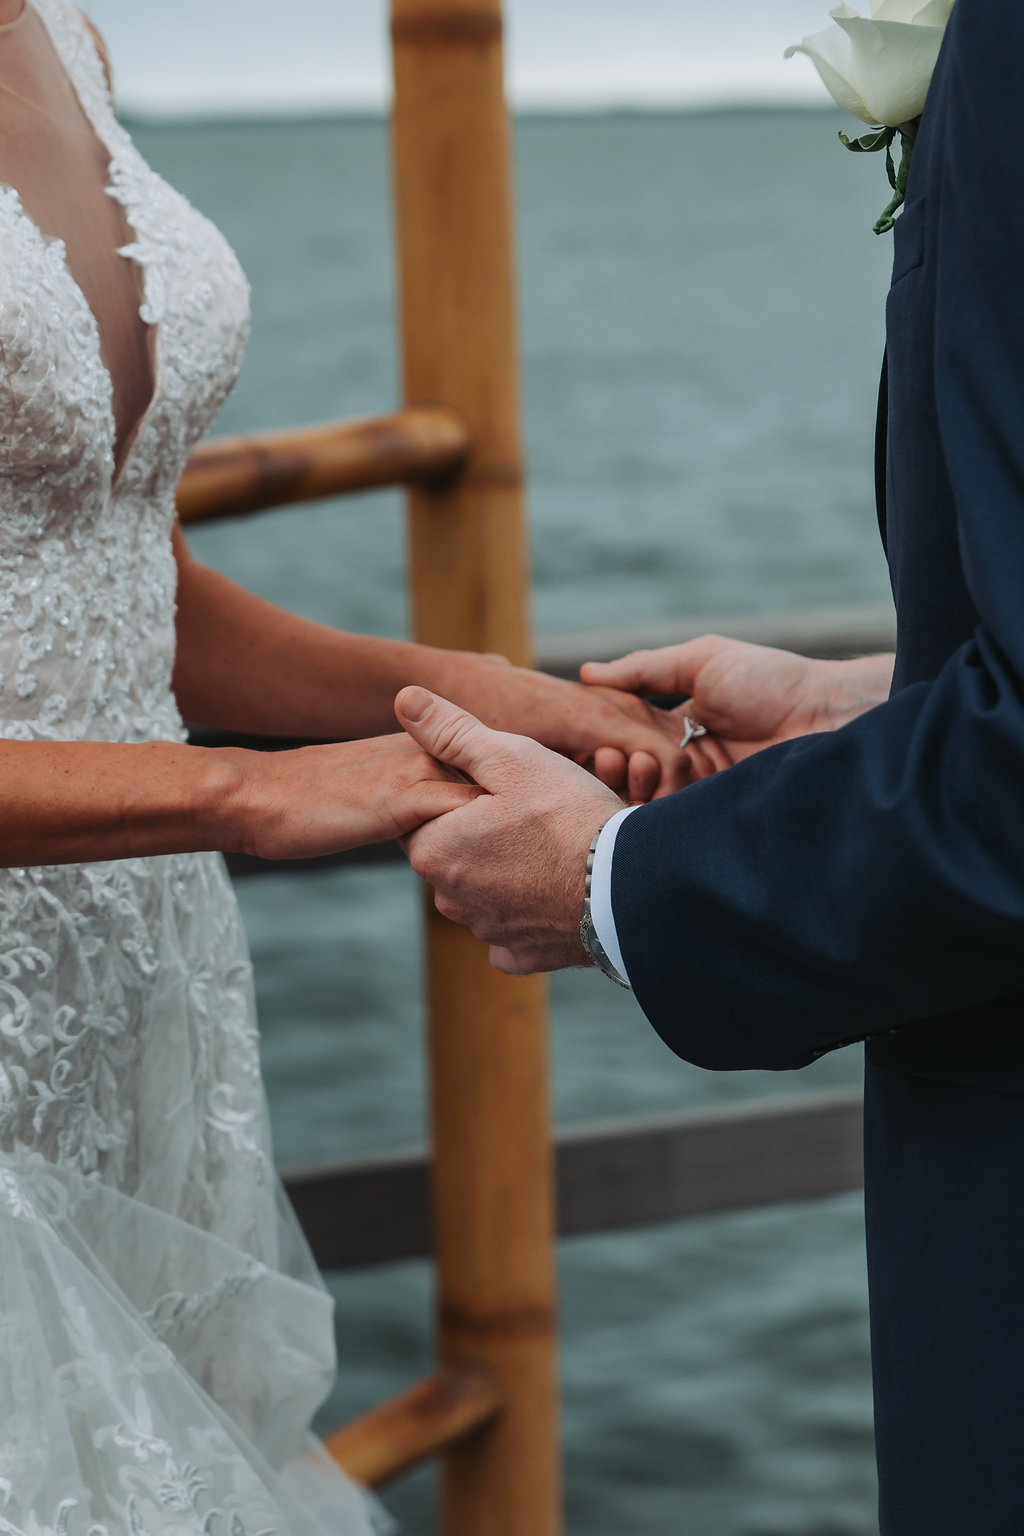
top-left (0, 734), bottom-right (478, 869)
top-left (170, 526), bottom-right (692, 796)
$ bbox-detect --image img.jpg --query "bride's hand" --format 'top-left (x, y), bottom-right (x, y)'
top-left (438, 660), bottom-right (691, 803)
top-left (220, 735), bottom-right (482, 861)
top-left (581, 637), bottom-right (895, 784)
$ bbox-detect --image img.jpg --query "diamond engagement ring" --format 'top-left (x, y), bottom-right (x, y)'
top-left (678, 716), bottom-right (708, 750)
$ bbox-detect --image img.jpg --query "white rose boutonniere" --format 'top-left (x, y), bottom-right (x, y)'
top-left (786, 1), bottom-right (955, 233)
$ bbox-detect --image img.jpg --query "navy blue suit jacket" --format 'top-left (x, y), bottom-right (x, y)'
top-left (613, 0), bottom-right (1024, 1087)
top-left (611, 4), bottom-right (1024, 1529)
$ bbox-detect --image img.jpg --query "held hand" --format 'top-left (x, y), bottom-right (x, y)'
top-left (221, 734), bottom-right (482, 860)
top-left (446, 660), bottom-right (690, 803)
top-left (396, 687), bottom-right (623, 974)
top-left (582, 637), bottom-right (895, 780)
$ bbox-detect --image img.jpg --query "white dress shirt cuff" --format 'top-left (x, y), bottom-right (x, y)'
top-left (589, 805), bottom-right (638, 988)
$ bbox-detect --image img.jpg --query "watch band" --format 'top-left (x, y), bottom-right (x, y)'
top-left (580, 823), bottom-right (631, 989)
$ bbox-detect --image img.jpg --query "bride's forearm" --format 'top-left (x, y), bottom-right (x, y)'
top-left (0, 733), bottom-right (483, 869)
top-left (170, 532), bottom-right (697, 791)
top-left (172, 531), bottom-right (507, 740)
top-left (0, 739), bottom-right (240, 867)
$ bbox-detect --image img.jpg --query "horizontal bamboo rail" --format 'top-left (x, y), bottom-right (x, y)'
top-left (283, 1089), bottom-right (865, 1272)
top-left (175, 408), bottom-right (472, 525)
top-left (326, 1367), bottom-right (505, 1488)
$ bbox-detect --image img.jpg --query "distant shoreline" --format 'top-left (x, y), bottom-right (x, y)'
top-left (122, 101), bottom-right (844, 131)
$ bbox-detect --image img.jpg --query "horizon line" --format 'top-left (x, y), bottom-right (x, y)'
top-left (121, 97), bottom-right (843, 129)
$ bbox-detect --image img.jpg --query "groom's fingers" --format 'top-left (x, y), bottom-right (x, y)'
top-left (581, 638), bottom-right (718, 699)
top-left (395, 686), bottom-right (521, 790)
top-left (580, 650), bottom-right (684, 694)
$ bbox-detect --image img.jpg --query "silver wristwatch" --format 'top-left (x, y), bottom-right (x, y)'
top-left (579, 824), bottom-right (631, 989)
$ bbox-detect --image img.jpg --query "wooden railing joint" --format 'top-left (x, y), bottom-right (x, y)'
top-left (439, 1302), bottom-right (556, 1343)
top-left (391, 14), bottom-right (503, 47)
top-left (325, 1365), bottom-right (506, 1489)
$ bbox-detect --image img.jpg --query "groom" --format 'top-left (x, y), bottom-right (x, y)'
top-left (393, 1), bottom-right (1024, 1531)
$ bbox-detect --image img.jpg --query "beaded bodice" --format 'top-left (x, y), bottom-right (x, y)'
top-left (0, 0), bottom-right (249, 744)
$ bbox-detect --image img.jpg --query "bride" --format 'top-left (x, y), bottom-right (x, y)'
top-left (0, 1), bottom-right (687, 1530)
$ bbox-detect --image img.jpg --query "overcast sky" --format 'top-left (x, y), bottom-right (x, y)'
top-left (84, 0), bottom-right (838, 117)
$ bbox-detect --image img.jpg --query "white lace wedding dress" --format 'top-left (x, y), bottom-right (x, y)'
top-left (0, 3), bottom-right (380, 1532)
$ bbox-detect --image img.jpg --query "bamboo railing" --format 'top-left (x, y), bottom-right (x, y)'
top-left (174, 4), bottom-right (882, 1528)
top-left (283, 1089), bottom-right (865, 1275)
top-left (324, 1367), bottom-right (506, 1489)
top-left (176, 408), bottom-right (470, 523)
top-left (294, 1089), bottom-right (865, 1489)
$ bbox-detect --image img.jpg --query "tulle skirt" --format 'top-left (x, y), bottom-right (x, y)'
top-left (0, 852), bottom-right (381, 1535)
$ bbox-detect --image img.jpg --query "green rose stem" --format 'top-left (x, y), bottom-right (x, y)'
top-left (839, 117), bottom-right (921, 234)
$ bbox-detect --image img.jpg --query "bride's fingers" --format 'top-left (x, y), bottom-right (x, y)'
top-left (669, 697), bottom-right (735, 740)
top-left (593, 745), bottom-right (629, 793)
top-left (626, 750), bottom-right (661, 804)
top-left (392, 780), bottom-right (484, 847)
top-left (413, 779), bottom-right (485, 815)
top-left (489, 944), bottom-right (536, 975)
top-left (685, 735), bottom-right (732, 780)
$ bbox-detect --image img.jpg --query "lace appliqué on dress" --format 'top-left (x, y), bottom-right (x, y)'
top-left (0, 5), bottom-right (376, 1533)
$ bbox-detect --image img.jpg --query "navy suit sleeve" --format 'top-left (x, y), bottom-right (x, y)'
top-left (610, 0), bottom-right (1024, 1071)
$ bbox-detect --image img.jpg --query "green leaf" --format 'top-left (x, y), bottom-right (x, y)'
top-left (838, 126), bottom-right (893, 155)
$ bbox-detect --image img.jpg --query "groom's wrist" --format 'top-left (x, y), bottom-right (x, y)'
top-left (580, 808), bottom-right (637, 988)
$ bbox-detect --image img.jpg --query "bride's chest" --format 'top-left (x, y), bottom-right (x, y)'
top-left (0, 153), bottom-right (251, 509)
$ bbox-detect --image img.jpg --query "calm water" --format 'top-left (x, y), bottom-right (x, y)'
top-left (134, 111), bottom-right (896, 1535)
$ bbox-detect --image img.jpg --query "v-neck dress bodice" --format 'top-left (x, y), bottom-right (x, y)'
top-left (0, 0), bottom-right (247, 746)
top-left (0, 7), bottom-right (377, 1535)
top-left (0, 0), bottom-right (155, 483)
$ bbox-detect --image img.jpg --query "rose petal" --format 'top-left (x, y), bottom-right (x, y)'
top-left (832, 14), bottom-right (947, 122)
top-left (910, 0), bottom-right (955, 25)
top-left (874, 0), bottom-right (954, 21)
top-left (785, 22), bottom-right (876, 123)
top-left (870, 0), bottom-right (922, 22)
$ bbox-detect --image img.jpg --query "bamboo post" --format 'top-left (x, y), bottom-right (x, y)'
top-left (390, 4), bottom-right (562, 1534)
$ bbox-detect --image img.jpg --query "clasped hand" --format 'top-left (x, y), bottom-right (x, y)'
top-left (226, 656), bottom-right (692, 863)
top-left (396, 639), bottom-right (895, 974)
top-left (233, 639), bottom-right (892, 975)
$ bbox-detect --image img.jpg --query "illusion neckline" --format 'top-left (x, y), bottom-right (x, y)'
top-left (0, 0), bottom-right (162, 492)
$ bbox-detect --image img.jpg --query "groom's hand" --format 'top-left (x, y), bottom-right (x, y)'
top-left (396, 686), bottom-right (623, 974)
top-left (582, 636), bottom-right (895, 778)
